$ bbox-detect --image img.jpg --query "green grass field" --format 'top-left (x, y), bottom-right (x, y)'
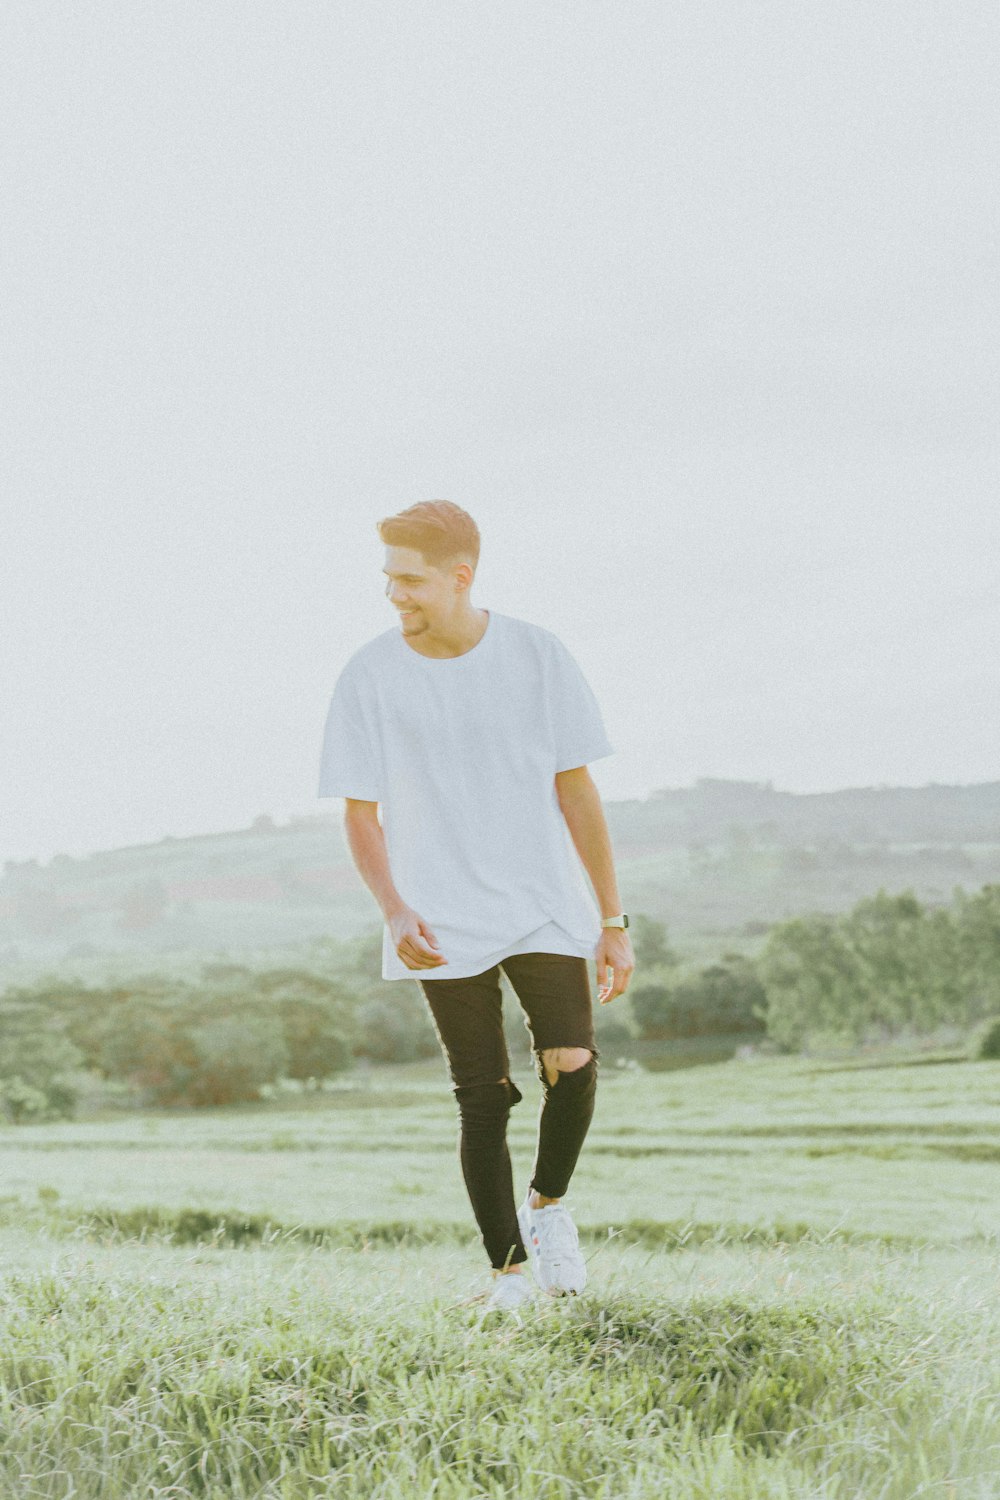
top-left (3, 1053), bottom-right (1000, 1497)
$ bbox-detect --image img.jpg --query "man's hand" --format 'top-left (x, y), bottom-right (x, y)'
top-left (388, 907), bottom-right (448, 969)
top-left (595, 928), bottom-right (635, 1004)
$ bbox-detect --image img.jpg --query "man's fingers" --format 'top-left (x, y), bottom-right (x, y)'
top-left (400, 936), bottom-right (447, 968)
top-left (390, 911), bottom-right (446, 970)
top-left (597, 958), bottom-right (634, 1003)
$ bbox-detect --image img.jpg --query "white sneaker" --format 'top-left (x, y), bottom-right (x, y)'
top-left (483, 1270), bottom-right (536, 1315)
top-left (517, 1194), bottom-right (587, 1296)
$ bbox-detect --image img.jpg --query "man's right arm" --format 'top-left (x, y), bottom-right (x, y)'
top-left (342, 800), bottom-right (406, 921)
top-left (342, 801), bottom-right (448, 969)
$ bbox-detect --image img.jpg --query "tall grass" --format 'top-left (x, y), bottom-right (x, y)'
top-left (2, 1053), bottom-right (1000, 1496)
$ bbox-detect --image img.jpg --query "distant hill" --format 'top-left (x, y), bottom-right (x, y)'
top-left (3, 781), bottom-right (1000, 977)
top-left (614, 778), bottom-right (1000, 850)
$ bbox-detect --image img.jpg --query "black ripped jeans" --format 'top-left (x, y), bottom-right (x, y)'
top-left (419, 951), bottom-right (600, 1270)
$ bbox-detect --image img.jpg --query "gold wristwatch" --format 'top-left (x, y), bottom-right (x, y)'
top-left (600, 914), bottom-right (629, 929)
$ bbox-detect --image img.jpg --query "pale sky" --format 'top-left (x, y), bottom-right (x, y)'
top-left (4, 2), bottom-right (998, 867)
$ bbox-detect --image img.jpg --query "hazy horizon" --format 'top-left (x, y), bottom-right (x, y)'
top-left (5, 2), bottom-right (998, 868)
top-left (12, 769), bottom-right (1000, 873)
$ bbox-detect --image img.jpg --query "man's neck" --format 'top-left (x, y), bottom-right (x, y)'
top-left (403, 608), bottom-right (490, 659)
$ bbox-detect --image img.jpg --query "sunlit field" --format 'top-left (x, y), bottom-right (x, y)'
top-left (3, 1053), bottom-right (1000, 1497)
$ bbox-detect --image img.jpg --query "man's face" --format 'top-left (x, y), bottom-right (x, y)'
top-left (382, 545), bottom-right (465, 635)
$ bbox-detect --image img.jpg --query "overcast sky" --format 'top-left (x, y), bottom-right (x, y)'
top-left (4, 1), bottom-right (998, 867)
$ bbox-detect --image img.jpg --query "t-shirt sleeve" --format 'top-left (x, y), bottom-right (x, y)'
top-left (317, 667), bottom-right (384, 801)
top-left (546, 635), bottom-right (615, 772)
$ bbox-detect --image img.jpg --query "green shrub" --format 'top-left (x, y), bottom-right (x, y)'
top-left (969, 1014), bottom-right (1000, 1060)
top-left (0, 1075), bottom-right (50, 1123)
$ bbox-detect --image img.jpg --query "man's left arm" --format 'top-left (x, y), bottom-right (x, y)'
top-left (554, 767), bottom-right (636, 1004)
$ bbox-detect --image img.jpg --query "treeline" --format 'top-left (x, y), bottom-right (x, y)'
top-left (758, 885), bottom-right (1000, 1048)
top-left (604, 912), bottom-right (766, 1044)
top-left (621, 887), bottom-right (1000, 1053)
top-left (0, 932), bottom-right (440, 1121)
top-left (3, 885), bottom-right (1000, 1120)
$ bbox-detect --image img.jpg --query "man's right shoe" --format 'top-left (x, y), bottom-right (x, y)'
top-left (517, 1193), bottom-right (587, 1296)
top-left (483, 1270), bottom-right (537, 1314)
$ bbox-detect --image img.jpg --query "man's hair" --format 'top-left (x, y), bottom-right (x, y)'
top-left (376, 500), bottom-right (480, 573)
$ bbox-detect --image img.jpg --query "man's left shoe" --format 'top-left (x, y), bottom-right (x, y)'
top-left (517, 1193), bottom-right (587, 1296)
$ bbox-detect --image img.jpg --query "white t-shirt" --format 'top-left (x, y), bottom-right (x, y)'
top-left (317, 610), bottom-right (615, 981)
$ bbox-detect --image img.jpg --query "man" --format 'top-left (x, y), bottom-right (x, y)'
top-left (318, 500), bottom-right (635, 1314)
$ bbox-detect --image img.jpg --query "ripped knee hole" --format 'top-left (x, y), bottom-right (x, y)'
top-left (537, 1051), bottom-right (597, 1088)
